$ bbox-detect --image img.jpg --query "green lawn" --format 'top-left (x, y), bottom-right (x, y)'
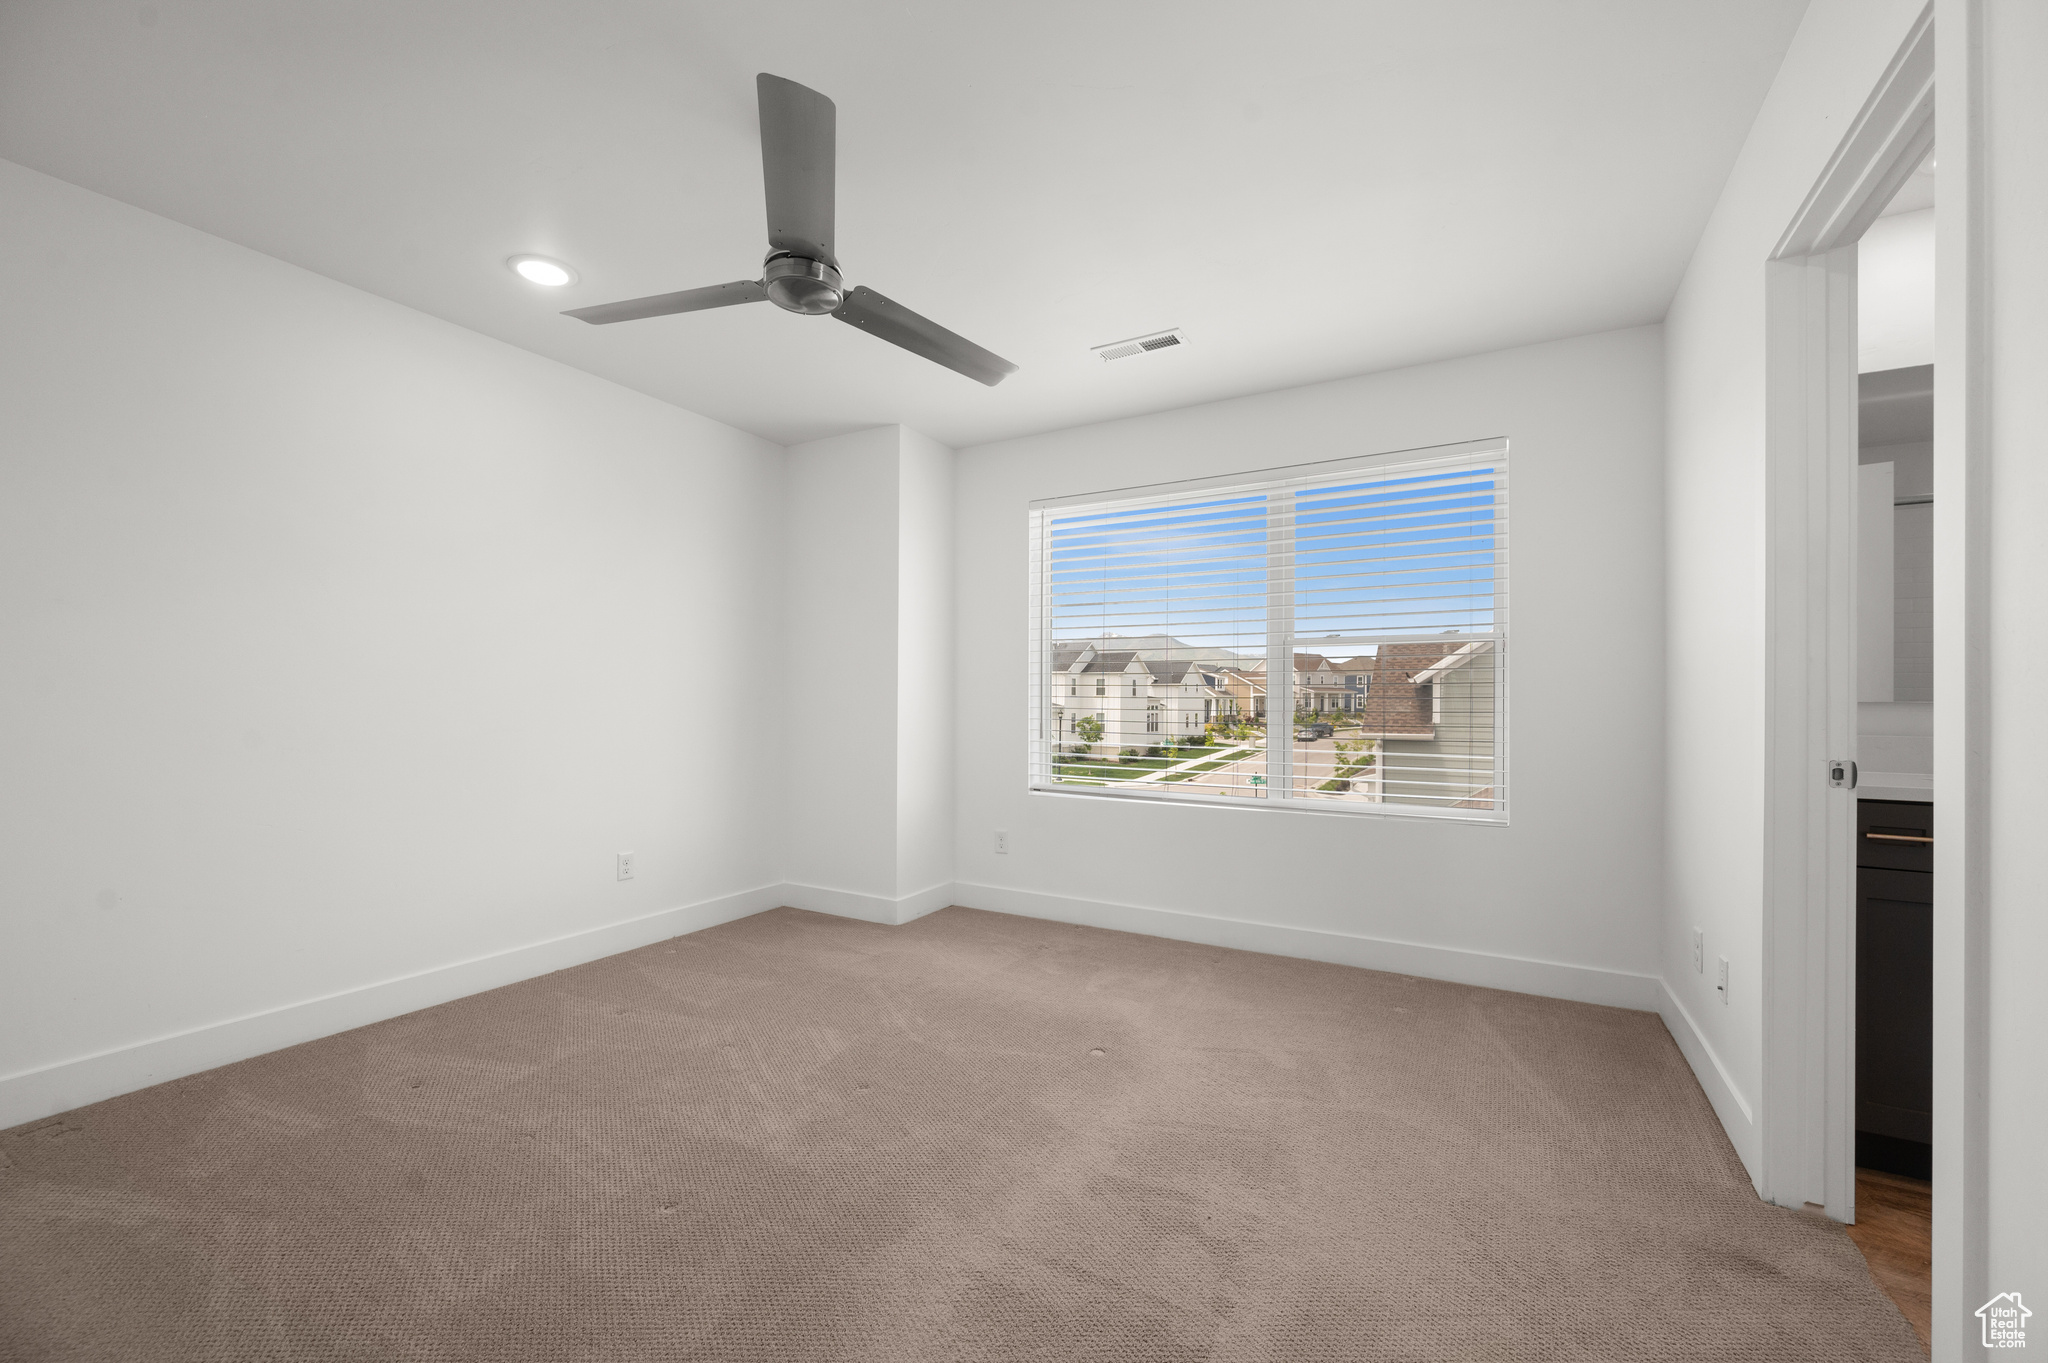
top-left (1052, 758), bottom-right (1177, 780)
top-left (1160, 746), bottom-right (1258, 782)
top-left (1317, 761), bottom-right (1377, 792)
top-left (1053, 762), bottom-right (1151, 782)
top-left (1050, 745), bottom-right (1257, 785)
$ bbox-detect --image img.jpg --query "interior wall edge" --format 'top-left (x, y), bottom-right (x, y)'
top-left (0, 883), bottom-right (785, 1132)
top-left (951, 882), bottom-right (1661, 1011)
top-left (779, 881), bottom-right (955, 927)
top-left (1657, 978), bottom-right (1761, 1182)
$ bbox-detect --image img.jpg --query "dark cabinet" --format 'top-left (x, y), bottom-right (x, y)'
top-left (1856, 798), bottom-right (1932, 1179)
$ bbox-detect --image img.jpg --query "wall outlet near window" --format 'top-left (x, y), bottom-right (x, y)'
top-left (1692, 928), bottom-right (1704, 974)
top-left (616, 851), bottom-right (636, 882)
top-left (993, 830), bottom-right (1009, 855)
top-left (1717, 956), bottom-right (1729, 1003)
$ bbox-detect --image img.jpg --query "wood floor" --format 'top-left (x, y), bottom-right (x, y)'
top-left (1848, 1168), bottom-right (1932, 1352)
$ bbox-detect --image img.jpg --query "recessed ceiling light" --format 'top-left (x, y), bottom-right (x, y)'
top-left (508, 255), bottom-right (577, 287)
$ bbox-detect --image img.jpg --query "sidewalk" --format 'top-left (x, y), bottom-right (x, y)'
top-left (1129, 743), bottom-right (1258, 785)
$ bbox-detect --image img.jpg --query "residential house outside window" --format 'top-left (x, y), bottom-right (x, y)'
top-left (1028, 438), bottom-right (1506, 821)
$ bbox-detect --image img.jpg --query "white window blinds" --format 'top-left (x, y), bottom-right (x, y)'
top-left (1027, 438), bottom-right (1507, 822)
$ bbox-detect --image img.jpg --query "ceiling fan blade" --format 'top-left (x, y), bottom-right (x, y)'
top-left (562, 280), bottom-right (767, 325)
top-left (757, 73), bottom-right (836, 268)
top-left (832, 285), bottom-right (1018, 386)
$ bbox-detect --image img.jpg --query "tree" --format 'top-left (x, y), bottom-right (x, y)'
top-left (1074, 714), bottom-right (1105, 750)
top-left (1333, 739), bottom-right (1376, 779)
top-left (1316, 739), bottom-right (1379, 793)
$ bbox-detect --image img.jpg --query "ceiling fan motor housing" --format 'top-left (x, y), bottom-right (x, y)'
top-left (763, 253), bottom-right (843, 315)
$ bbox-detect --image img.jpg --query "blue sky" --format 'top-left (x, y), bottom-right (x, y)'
top-left (1047, 465), bottom-right (1501, 655)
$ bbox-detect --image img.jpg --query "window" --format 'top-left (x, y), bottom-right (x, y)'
top-left (1029, 438), bottom-right (1505, 820)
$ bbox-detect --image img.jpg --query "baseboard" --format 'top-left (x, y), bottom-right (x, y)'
top-left (3, 877), bottom-right (1754, 1180)
top-left (951, 882), bottom-right (1661, 1010)
top-left (1656, 978), bottom-right (1760, 1182)
top-left (947, 884), bottom-right (1776, 1172)
top-left (780, 881), bottom-right (955, 926)
top-left (0, 883), bottom-right (784, 1132)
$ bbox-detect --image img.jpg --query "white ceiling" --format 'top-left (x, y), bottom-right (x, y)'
top-left (0, 1), bottom-right (1809, 449)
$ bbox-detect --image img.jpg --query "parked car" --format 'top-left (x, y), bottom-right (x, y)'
top-left (1293, 723), bottom-right (1334, 741)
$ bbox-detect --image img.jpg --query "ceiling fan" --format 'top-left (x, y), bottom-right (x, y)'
top-left (565, 74), bottom-right (1018, 387)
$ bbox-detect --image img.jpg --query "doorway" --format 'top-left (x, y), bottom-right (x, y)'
top-left (1757, 5), bottom-right (1945, 1348)
top-left (1758, 6), bottom-right (1933, 1231)
top-left (1845, 161), bottom-right (1937, 1342)
top-left (1760, 7), bottom-right (2007, 1355)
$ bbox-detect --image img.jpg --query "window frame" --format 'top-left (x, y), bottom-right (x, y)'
top-left (1026, 437), bottom-right (1509, 824)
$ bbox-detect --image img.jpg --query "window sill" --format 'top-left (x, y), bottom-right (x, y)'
top-left (1026, 782), bottom-right (1508, 825)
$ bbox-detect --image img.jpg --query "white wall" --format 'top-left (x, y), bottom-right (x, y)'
top-left (951, 326), bottom-right (1666, 1008)
top-left (1659, 0), bottom-right (1929, 1180)
top-left (894, 428), bottom-right (956, 901)
top-left (780, 424), bottom-right (955, 922)
top-left (1858, 207), bottom-right (1936, 373)
top-left (0, 159), bottom-right (787, 1127)
top-left (782, 427), bottom-right (904, 908)
top-left (1970, 0), bottom-right (2048, 1334)
top-left (1863, 438), bottom-right (1933, 705)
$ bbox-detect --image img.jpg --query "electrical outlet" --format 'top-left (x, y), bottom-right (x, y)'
top-left (1717, 956), bottom-right (1729, 1004)
top-left (616, 851), bottom-right (636, 882)
top-left (993, 830), bottom-right (1009, 855)
top-left (1692, 929), bottom-right (1704, 974)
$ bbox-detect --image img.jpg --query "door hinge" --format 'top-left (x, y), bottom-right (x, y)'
top-left (1827, 758), bottom-right (1858, 790)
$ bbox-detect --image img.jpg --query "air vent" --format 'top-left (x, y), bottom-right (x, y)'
top-left (1092, 328), bottom-right (1186, 362)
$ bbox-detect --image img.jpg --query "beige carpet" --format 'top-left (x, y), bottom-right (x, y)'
top-left (1, 906), bottom-right (1921, 1362)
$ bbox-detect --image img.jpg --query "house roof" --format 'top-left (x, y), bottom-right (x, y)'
top-left (1052, 635), bottom-right (1247, 669)
top-left (1051, 641), bottom-right (1096, 671)
top-left (1213, 667), bottom-right (1266, 695)
top-left (1412, 640), bottom-right (1494, 684)
top-left (1348, 643), bottom-right (1462, 737)
top-left (1243, 653), bottom-right (1342, 675)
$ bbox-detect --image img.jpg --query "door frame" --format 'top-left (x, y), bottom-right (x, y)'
top-left (1928, 0), bottom-right (1991, 1352)
top-left (1758, 6), bottom-right (1934, 1224)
